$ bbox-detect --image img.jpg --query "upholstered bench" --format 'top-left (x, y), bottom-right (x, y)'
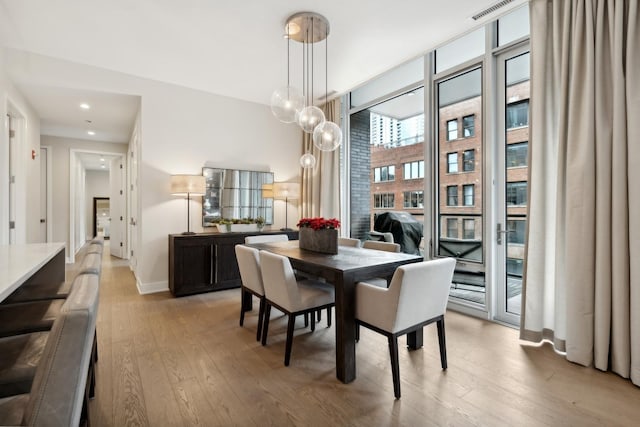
top-left (0, 274), bottom-right (99, 426)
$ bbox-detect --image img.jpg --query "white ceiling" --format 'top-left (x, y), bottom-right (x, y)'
top-left (0, 0), bottom-right (526, 142)
top-left (77, 152), bottom-right (121, 172)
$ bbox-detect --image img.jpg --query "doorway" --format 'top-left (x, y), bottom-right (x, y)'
top-left (93, 197), bottom-right (110, 239)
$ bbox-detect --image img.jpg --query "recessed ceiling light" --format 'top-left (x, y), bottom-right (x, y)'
top-left (87, 131), bottom-right (96, 136)
top-left (101, 164), bottom-right (106, 168)
top-left (80, 103), bottom-right (90, 110)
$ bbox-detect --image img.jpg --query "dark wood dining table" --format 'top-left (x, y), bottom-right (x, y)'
top-left (246, 239), bottom-right (423, 384)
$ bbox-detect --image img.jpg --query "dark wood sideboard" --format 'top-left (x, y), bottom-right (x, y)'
top-left (168, 230), bottom-right (298, 297)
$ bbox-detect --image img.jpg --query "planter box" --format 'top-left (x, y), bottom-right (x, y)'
top-left (299, 227), bottom-right (338, 254)
top-left (216, 223), bottom-right (260, 233)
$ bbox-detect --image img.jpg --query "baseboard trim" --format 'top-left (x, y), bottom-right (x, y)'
top-left (66, 256), bottom-right (74, 264)
top-left (136, 278), bottom-right (169, 295)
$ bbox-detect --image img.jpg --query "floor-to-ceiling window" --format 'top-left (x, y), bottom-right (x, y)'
top-left (345, 5), bottom-right (529, 325)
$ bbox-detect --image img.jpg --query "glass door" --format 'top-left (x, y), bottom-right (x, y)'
top-left (495, 47), bottom-right (530, 324)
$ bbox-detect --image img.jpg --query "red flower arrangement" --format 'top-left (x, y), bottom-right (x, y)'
top-left (297, 217), bottom-right (341, 230)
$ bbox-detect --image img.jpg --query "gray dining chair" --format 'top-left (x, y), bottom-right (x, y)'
top-left (338, 237), bottom-right (361, 248)
top-left (361, 240), bottom-right (402, 287)
top-left (235, 245), bottom-right (266, 341)
top-left (244, 234), bottom-right (289, 244)
top-left (259, 251), bottom-right (335, 366)
top-left (355, 258), bottom-right (456, 398)
top-left (362, 240), bottom-right (401, 252)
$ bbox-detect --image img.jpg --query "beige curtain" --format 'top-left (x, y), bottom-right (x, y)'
top-left (300, 99), bottom-right (341, 219)
top-left (522, 0), bottom-right (639, 386)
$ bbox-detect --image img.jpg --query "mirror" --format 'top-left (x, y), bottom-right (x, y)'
top-left (202, 168), bottom-right (274, 227)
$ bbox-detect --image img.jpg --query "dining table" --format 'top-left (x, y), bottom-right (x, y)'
top-left (245, 239), bottom-right (423, 384)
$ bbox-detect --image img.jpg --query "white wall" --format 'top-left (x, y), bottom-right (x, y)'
top-left (44, 135), bottom-right (127, 259)
top-left (0, 48), bottom-right (42, 244)
top-left (7, 50), bottom-right (302, 291)
top-left (85, 170), bottom-right (109, 239)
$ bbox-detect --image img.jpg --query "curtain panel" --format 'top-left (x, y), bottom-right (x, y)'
top-left (300, 99), bottom-right (341, 219)
top-left (522, 0), bottom-right (639, 386)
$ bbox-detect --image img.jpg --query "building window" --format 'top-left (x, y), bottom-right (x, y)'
top-left (507, 219), bottom-right (526, 244)
top-left (463, 184), bottom-right (474, 206)
top-left (446, 185), bottom-right (458, 206)
top-left (506, 142), bottom-right (528, 167)
top-left (463, 115), bottom-right (475, 137)
top-left (447, 119), bottom-right (458, 140)
top-left (463, 149), bottom-right (475, 171)
top-left (447, 152), bottom-right (458, 173)
top-left (373, 165), bottom-right (395, 182)
top-left (403, 191), bottom-right (424, 208)
top-left (403, 160), bottom-right (424, 179)
top-left (463, 219), bottom-right (475, 239)
top-left (506, 181), bottom-right (527, 206)
top-left (374, 193), bottom-right (395, 208)
top-left (506, 100), bottom-right (529, 129)
top-left (446, 218), bottom-right (458, 238)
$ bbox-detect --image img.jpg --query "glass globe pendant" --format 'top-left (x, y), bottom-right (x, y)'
top-left (297, 106), bottom-right (325, 133)
top-left (270, 86), bottom-right (305, 123)
top-left (300, 152), bottom-right (316, 169)
top-left (313, 120), bottom-right (342, 151)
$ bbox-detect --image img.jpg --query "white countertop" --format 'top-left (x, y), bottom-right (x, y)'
top-left (0, 242), bottom-right (65, 302)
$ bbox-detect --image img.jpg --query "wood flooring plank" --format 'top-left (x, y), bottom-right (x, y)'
top-left (112, 339), bottom-right (150, 427)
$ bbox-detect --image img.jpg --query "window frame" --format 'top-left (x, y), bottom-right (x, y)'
top-left (446, 185), bottom-right (458, 206)
top-left (447, 152), bottom-right (458, 173)
top-left (447, 119), bottom-right (458, 141)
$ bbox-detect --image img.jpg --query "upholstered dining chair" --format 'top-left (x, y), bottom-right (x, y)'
top-left (259, 251), bottom-right (335, 366)
top-left (338, 237), bottom-right (361, 248)
top-left (362, 240), bottom-right (401, 252)
top-left (235, 245), bottom-right (266, 341)
top-left (244, 234), bottom-right (289, 244)
top-left (361, 240), bottom-right (403, 287)
top-left (355, 257), bottom-right (456, 399)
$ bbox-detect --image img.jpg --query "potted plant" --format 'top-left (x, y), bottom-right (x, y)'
top-left (297, 217), bottom-right (340, 254)
top-left (255, 216), bottom-right (265, 231)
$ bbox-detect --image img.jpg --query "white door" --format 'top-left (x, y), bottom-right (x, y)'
top-left (128, 133), bottom-right (139, 270)
top-left (109, 157), bottom-right (125, 258)
top-left (39, 147), bottom-right (48, 242)
top-left (8, 115), bottom-right (16, 244)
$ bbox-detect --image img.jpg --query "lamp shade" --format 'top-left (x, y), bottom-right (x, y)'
top-left (170, 175), bottom-right (206, 196)
top-left (272, 182), bottom-right (300, 200)
top-left (262, 183), bottom-right (274, 198)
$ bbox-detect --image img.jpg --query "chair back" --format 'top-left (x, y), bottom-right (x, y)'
top-left (23, 274), bottom-right (99, 427)
top-left (235, 245), bottom-right (264, 295)
top-left (77, 253), bottom-right (102, 277)
top-left (259, 251), bottom-right (301, 312)
top-left (245, 234), bottom-right (289, 244)
top-left (338, 237), bottom-right (361, 248)
top-left (389, 258), bottom-right (456, 332)
top-left (363, 240), bottom-right (401, 253)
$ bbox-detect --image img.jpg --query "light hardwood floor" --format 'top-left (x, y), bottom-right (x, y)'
top-left (80, 247), bottom-right (640, 426)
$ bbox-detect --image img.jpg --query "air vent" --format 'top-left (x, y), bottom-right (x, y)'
top-left (471, 0), bottom-right (514, 20)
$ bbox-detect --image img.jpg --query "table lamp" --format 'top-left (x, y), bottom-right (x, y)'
top-left (272, 182), bottom-right (299, 231)
top-left (171, 174), bottom-right (206, 235)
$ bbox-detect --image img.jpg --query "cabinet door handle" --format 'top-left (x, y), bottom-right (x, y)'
top-left (210, 244), bottom-right (215, 285)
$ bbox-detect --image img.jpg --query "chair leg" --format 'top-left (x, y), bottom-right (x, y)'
top-left (355, 323), bottom-right (360, 342)
top-left (326, 306), bottom-right (332, 327)
top-left (388, 335), bottom-right (401, 399)
top-left (310, 310), bottom-right (316, 332)
top-left (437, 318), bottom-right (447, 370)
top-left (304, 313), bottom-right (309, 327)
top-left (284, 314), bottom-right (296, 366)
top-left (256, 297), bottom-right (265, 342)
top-left (239, 288), bottom-right (246, 327)
top-left (317, 309), bottom-right (322, 322)
top-left (261, 304), bottom-right (272, 346)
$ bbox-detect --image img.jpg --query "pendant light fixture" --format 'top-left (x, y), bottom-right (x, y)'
top-left (270, 12), bottom-right (342, 154)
